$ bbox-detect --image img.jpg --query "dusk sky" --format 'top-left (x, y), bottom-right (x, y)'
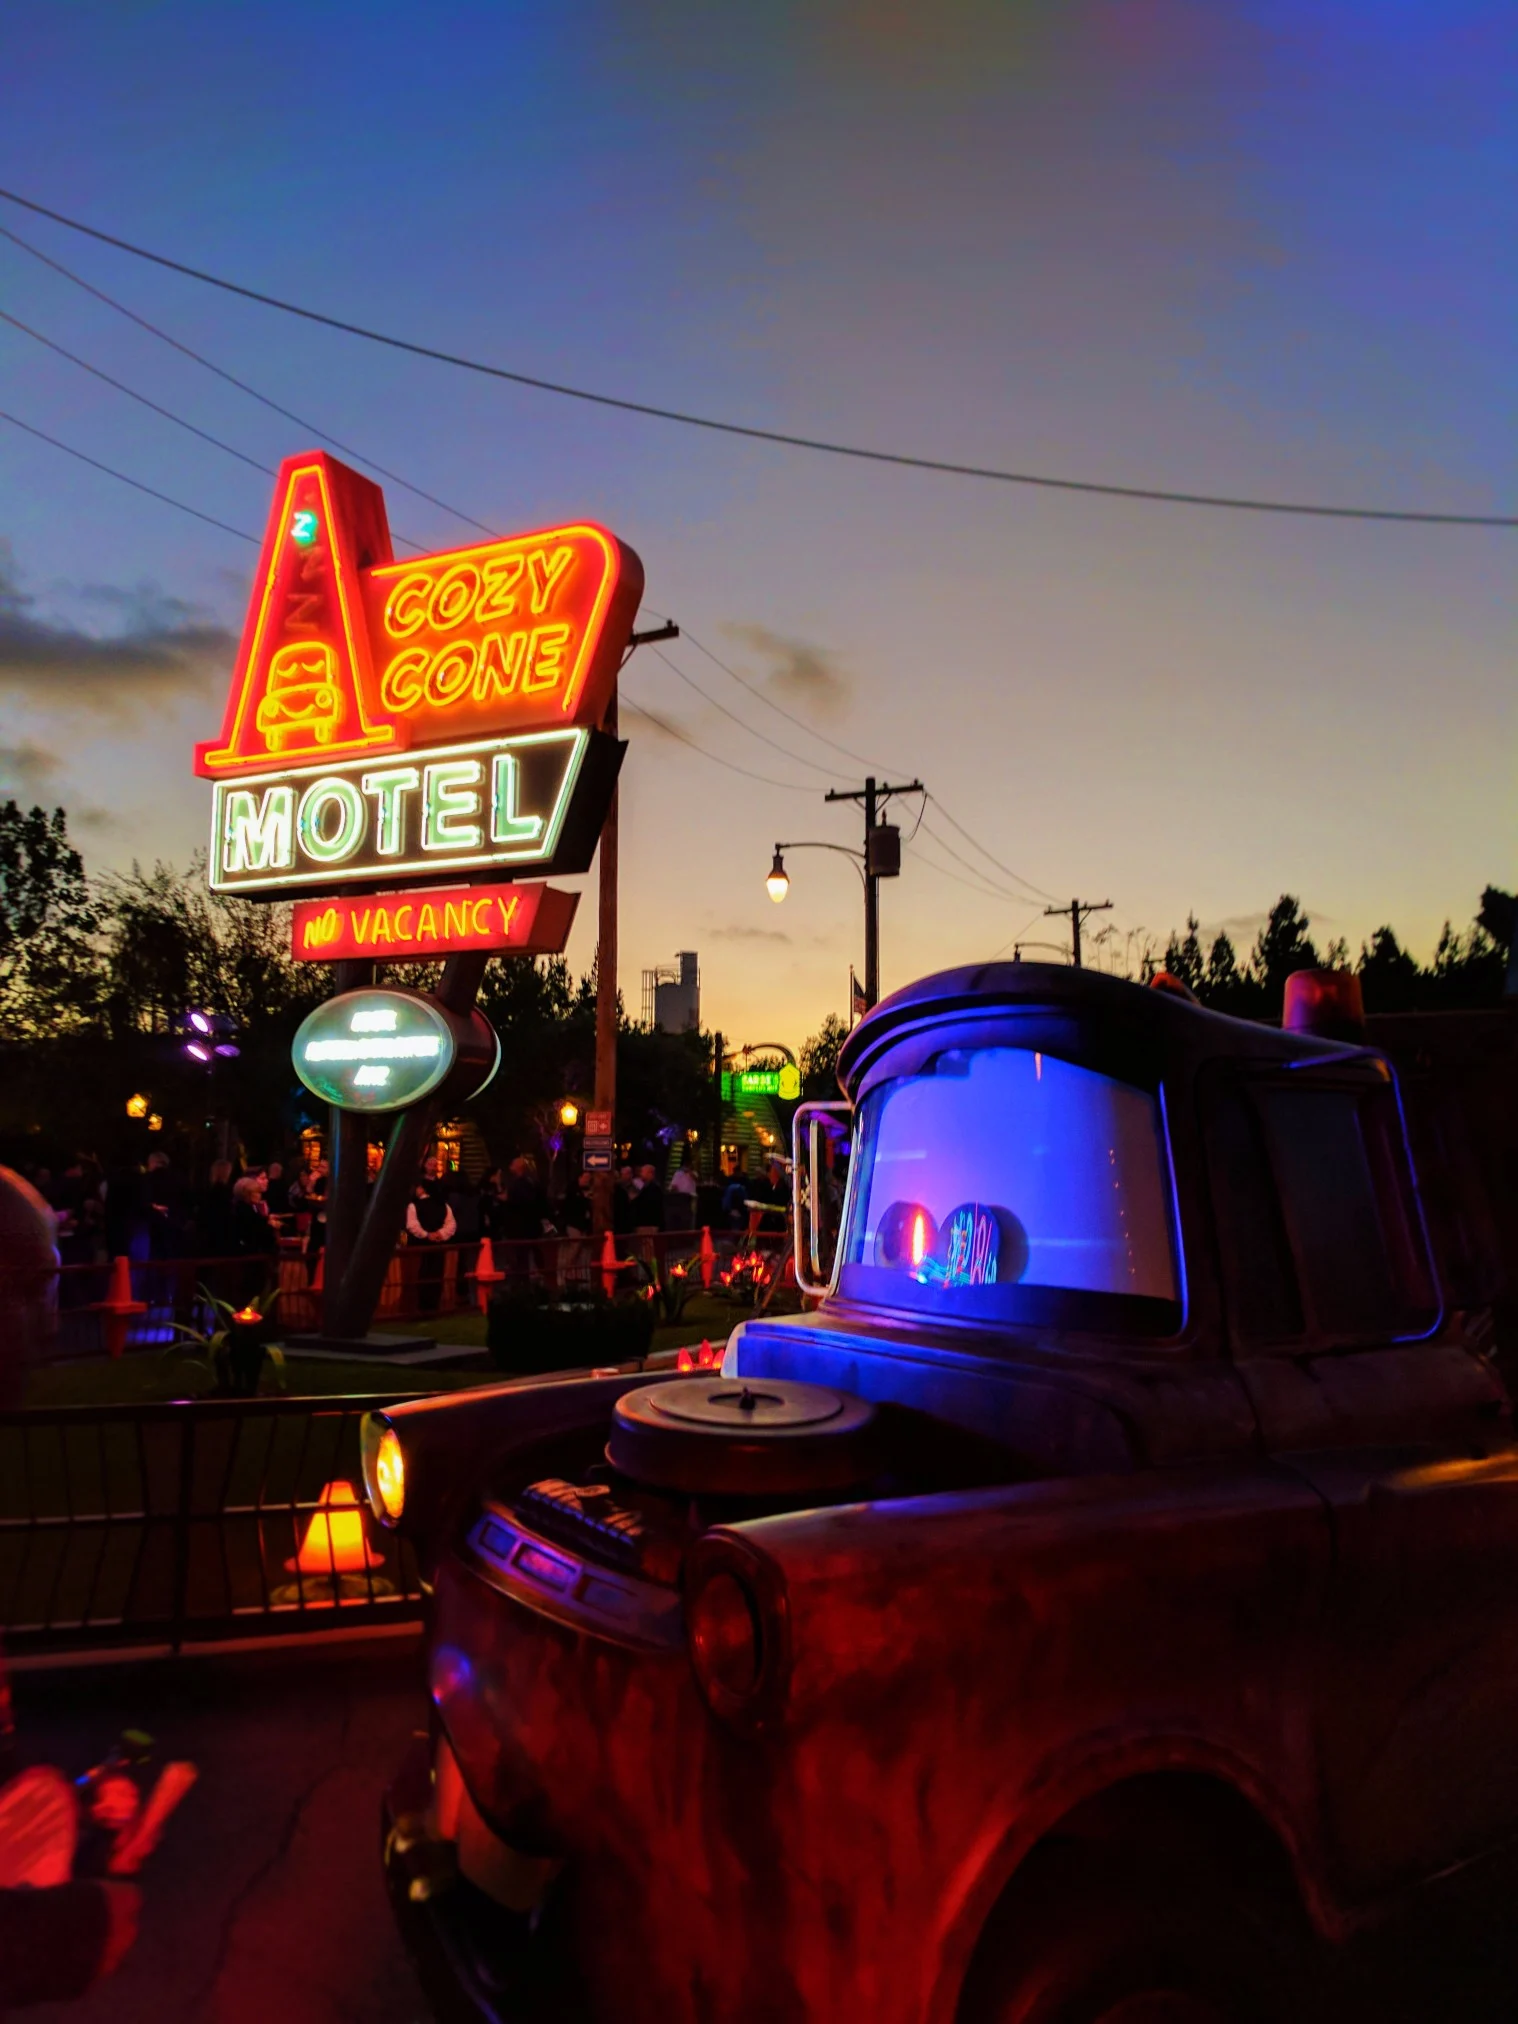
top-left (2, 1), bottom-right (1512, 1047)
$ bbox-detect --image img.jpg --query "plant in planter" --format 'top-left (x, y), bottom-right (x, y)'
top-left (165, 1286), bottom-right (288, 1398)
top-left (487, 1283), bottom-right (656, 1377)
top-left (653, 1258), bottom-right (696, 1326)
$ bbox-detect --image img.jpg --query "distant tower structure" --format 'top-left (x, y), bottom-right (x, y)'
top-left (642, 950), bottom-right (700, 1031)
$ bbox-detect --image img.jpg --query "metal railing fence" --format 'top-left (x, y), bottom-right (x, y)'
top-left (0, 1395), bottom-right (429, 1657)
top-left (35, 1227), bottom-right (788, 1359)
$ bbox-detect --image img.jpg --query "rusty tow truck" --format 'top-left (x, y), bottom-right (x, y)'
top-left (362, 961), bottom-right (1518, 2023)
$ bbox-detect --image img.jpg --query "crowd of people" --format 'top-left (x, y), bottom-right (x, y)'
top-left (11, 1141), bottom-right (793, 1272)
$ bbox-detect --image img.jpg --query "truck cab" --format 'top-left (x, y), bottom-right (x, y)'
top-left (368, 964), bottom-right (1518, 2024)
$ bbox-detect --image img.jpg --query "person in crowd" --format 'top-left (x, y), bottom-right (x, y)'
top-left (479, 1166), bottom-right (506, 1240)
top-left (405, 1162), bottom-right (457, 1314)
top-left (721, 1151), bottom-right (750, 1230)
top-left (755, 1158), bottom-right (792, 1233)
top-left (612, 1164), bottom-right (637, 1239)
top-left (634, 1162), bottom-right (664, 1234)
top-left (563, 1171), bottom-right (593, 1235)
top-left (230, 1174), bottom-right (277, 1267)
top-left (0, 1165), bottom-right (142, 2005)
top-left (666, 1145), bottom-right (699, 1233)
top-left (144, 1150), bottom-right (185, 1260)
top-left (54, 1158), bottom-right (105, 1272)
top-left (102, 1158), bottom-right (151, 1262)
top-left (290, 1158), bottom-right (329, 1262)
top-left (197, 1159), bottom-right (236, 1257)
top-left (262, 1159), bottom-right (290, 1217)
top-left (447, 1167), bottom-right (481, 1244)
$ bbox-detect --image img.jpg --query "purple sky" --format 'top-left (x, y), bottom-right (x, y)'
top-left (1, 1), bottom-right (1512, 1045)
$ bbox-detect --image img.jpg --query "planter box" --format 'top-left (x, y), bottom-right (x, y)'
top-left (486, 1293), bottom-right (656, 1377)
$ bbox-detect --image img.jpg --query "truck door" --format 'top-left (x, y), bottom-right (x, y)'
top-left (1206, 1063), bottom-right (1518, 1901)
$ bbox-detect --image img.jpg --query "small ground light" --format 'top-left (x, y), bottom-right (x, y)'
top-left (147, 1114), bottom-right (164, 1133)
top-left (766, 849), bottom-right (789, 903)
top-left (560, 1100), bottom-right (580, 1128)
top-left (125, 1093), bottom-right (149, 1119)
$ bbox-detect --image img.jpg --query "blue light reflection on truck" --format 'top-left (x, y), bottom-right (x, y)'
top-left (843, 1047), bottom-right (1179, 1304)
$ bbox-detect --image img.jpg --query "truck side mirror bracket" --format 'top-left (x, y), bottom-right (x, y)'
top-left (791, 1100), bottom-right (853, 1296)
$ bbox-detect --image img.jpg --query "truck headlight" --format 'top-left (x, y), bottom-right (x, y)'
top-left (361, 1415), bottom-right (406, 1526)
top-left (684, 1540), bottom-right (790, 1731)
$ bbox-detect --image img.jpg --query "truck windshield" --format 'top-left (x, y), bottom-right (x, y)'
top-left (838, 1046), bottom-right (1182, 1334)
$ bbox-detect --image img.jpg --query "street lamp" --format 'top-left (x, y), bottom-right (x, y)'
top-left (125, 1093), bottom-right (149, 1119)
top-left (764, 771), bottom-right (921, 1010)
top-left (559, 1100), bottom-right (580, 1129)
top-left (766, 849), bottom-right (790, 904)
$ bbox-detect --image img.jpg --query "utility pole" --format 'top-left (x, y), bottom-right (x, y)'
top-left (591, 620), bottom-right (680, 1235)
top-left (824, 776), bottom-right (924, 1008)
top-left (1044, 897), bottom-right (1113, 969)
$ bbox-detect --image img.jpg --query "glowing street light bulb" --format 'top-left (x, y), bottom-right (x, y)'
top-left (559, 1100), bottom-right (580, 1128)
top-left (765, 848), bottom-right (789, 904)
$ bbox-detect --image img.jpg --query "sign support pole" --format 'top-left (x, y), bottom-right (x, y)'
top-left (321, 948), bottom-right (491, 1341)
top-left (592, 692), bottom-right (618, 1237)
top-left (322, 958), bottom-right (375, 1333)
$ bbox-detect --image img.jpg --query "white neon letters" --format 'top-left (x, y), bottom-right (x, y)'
top-left (423, 760), bottom-right (484, 851)
top-left (297, 777), bottom-right (366, 864)
top-left (209, 728), bottom-right (588, 893)
top-left (223, 784), bottom-right (294, 872)
top-left (361, 767), bottom-right (421, 856)
top-left (491, 753), bottom-right (543, 846)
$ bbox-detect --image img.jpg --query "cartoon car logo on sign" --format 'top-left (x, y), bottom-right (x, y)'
top-left (253, 642), bottom-right (344, 753)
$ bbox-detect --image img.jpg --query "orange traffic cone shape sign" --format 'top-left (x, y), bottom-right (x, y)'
top-left (92, 1255), bottom-right (148, 1360)
top-left (698, 1225), bottom-right (716, 1289)
top-left (473, 1236), bottom-right (506, 1315)
top-left (195, 455), bottom-right (401, 779)
top-left (600, 1228), bottom-right (619, 1301)
top-left (288, 1481), bottom-right (384, 1576)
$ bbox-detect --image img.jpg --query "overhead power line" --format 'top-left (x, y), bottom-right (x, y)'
top-left (2, 188), bottom-right (1510, 530)
top-left (923, 797), bottom-right (1057, 903)
top-left (646, 646), bottom-right (840, 780)
top-left (0, 305), bottom-right (276, 478)
top-left (619, 696), bottom-right (817, 792)
top-left (0, 219), bottom-right (492, 541)
top-left (0, 408), bottom-right (258, 542)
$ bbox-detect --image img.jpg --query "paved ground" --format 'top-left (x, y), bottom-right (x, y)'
top-left (14, 1632), bottom-right (434, 2024)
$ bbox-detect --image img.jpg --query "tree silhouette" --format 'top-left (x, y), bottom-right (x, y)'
top-left (1251, 896), bottom-right (1320, 1003)
top-left (1357, 926), bottom-right (1420, 1013)
top-left (1163, 914), bottom-right (1205, 995)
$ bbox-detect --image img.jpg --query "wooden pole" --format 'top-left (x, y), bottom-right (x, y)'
top-left (592, 692), bottom-right (618, 1236)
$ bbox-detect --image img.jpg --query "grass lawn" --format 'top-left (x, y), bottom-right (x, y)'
top-left (26, 1293), bottom-right (756, 1409)
top-left (372, 1290), bottom-right (744, 1361)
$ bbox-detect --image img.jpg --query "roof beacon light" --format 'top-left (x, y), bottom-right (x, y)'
top-left (1283, 967), bottom-right (1367, 1044)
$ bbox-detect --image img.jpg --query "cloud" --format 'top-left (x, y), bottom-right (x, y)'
top-left (0, 740), bottom-right (62, 798)
top-left (0, 542), bottom-right (235, 717)
top-left (709, 923), bottom-right (793, 944)
top-left (723, 623), bottom-right (850, 720)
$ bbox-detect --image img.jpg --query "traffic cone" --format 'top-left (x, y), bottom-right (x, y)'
top-left (698, 1225), bottom-right (716, 1290)
top-left (92, 1255), bottom-right (147, 1360)
top-left (473, 1236), bottom-right (506, 1315)
top-left (286, 1482), bottom-right (383, 1576)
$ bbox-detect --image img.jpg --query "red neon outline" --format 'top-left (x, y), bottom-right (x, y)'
top-left (198, 461), bottom-right (399, 777)
top-left (364, 522), bottom-right (622, 726)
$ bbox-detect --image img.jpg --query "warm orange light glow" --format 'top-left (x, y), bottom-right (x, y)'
top-left (197, 453), bottom-right (643, 783)
top-left (196, 457), bottom-right (399, 779)
top-left (230, 1306), bottom-right (261, 1325)
top-left (372, 1431), bottom-right (405, 1524)
top-left (910, 1211), bottom-right (927, 1268)
top-left (290, 883), bottom-right (576, 963)
top-left (291, 1481), bottom-right (384, 1574)
top-left (125, 1093), bottom-right (149, 1119)
top-left (146, 1113), bottom-right (164, 1133)
top-left (559, 1100), bottom-right (580, 1128)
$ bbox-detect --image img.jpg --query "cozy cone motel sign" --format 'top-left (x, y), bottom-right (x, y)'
top-left (198, 450), bottom-right (641, 1113)
top-left (197, 452), bottom-right (639, 904)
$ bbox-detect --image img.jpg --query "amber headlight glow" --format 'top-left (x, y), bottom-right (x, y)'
top-left (361, 1416), bottom-right (406, 1526)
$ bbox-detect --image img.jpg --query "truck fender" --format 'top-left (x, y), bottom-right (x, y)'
top-left (927, 1736), bottom-right (1340, 2024)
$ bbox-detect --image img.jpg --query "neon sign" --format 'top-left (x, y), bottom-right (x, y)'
top-left (723, 1065), bottom-right (801, 1100)
top-left (291, 881), bottom-right (578, 963)
top-left (207, 726), bottom-right (615, 894)
top-left (196, 454), bottom-right (642, 782)
top-left (292, 987), bottom-right (500, 1114)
